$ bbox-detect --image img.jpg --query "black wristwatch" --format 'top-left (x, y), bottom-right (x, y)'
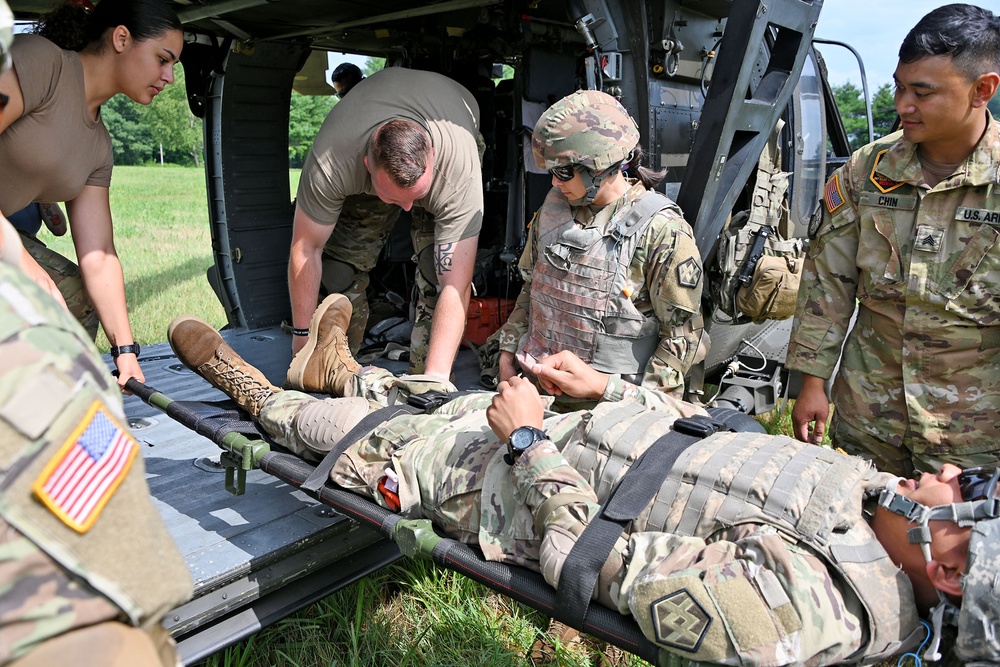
top-left (111, 343), bottom-right (141, 359)
top-left (505, 425), bottom-right (548, 465)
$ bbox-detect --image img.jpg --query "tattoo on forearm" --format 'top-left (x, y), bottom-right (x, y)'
top-left (435, 243), bottom-right (454, 275)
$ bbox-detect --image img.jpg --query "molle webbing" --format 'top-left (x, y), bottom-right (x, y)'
top-left (525, 192), bottom-right (671, 372)
top-left (645, 435), bottom-right (863, 543)
top-left (563, 400), bottom-right (645, 482)
top-left (554, 416), bottom-right (727, 628)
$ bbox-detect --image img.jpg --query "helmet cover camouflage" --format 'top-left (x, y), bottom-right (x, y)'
top-left (957, 517), bottom-right (1000, 663)
top-left (0, 0), bottom-right (12, 75)
top-left (531, 89), bottom-right (640, 173)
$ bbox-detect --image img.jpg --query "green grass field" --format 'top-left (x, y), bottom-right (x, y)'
top-left (41, 166), bottom-right (852, 667)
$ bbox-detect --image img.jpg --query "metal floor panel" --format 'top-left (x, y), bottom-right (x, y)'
top-left (116, 325), bottom-right (487, 654)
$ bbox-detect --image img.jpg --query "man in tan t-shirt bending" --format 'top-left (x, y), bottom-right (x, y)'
top-left (289, 67), bottom-right (482, 382)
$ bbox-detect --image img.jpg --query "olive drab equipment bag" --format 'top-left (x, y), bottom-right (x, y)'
top-left (711, 122), bottom-right (805, 324)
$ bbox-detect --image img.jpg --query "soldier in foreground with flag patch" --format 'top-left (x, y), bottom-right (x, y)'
top-left (494, 89), bottom-right (706, 408)
top-left (787, 4), bottom-right (1000, 475)
top-left (0, 8), bottom-right (191, 664)
top-left (167, 299), bottom-right (1000, 665)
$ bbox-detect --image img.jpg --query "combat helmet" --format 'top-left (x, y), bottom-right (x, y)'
top-left (878, 467), bottom-right (1000, 663)
top-left (531, 89), bottom-right (639, 204)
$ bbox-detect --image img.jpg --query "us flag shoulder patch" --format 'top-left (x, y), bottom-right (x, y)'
top-left (825, 174), bottom-right (845, 214)
top-left (33, 402), bottom-right (139, 534)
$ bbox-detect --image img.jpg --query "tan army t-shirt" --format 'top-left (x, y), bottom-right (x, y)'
top-left (0, 35), bottom-right (113, 215)
top-left (296, 67), bottom-right (483, 244)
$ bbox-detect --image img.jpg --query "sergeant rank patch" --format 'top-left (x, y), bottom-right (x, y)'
top-left (651, 589), bottom-right (712, 652)
top-left (824, 174), bottom-right (845, 213)
top-left (677, 258), bottom-right (703, 288)
top-left (33, 402), bottom-right (139, 534)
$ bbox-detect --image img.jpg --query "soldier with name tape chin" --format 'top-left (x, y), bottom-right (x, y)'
top-left (786, 4), bottom-right (1000, 476)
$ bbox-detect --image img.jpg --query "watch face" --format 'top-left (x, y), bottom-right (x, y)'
top-left (511, 426), bottom-right (546, 453)
top-left (510, 427), bottom-right (534, 452)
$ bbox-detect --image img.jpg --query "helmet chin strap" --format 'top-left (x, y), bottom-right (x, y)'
top-left (578, 161), bottom-right (624, 205)
top-left (878, 478), bottom-right (993, 662)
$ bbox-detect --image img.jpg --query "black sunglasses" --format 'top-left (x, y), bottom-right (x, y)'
top-left (549, 165), bottom-right (577, 182)
top-left (958, 466), bottom-right (1000, 502)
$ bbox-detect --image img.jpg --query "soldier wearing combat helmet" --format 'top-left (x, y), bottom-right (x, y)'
top-left (495, 89), bottom-right (707, 407)
top-left (168, 298), bottom-right (1000, 665)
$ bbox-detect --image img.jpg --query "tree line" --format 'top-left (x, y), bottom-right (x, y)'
top-left (103, 65), bottom-right (1000, 168)
top-left (834, 80), bottom-right (1000, 151)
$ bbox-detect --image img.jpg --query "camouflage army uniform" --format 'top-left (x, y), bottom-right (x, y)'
top-left (497, 181), bottom-right (703, 409)
top-left (786, 114), bottom-right (1000, 475)
top-left (320, 194), bottom-right (401, 353)
top-left (16, 231), bottom-right (99, 340)
top-left (0, 234), bottom-right (192, 664)
top-left (254, 378), bottom-right (919, 665)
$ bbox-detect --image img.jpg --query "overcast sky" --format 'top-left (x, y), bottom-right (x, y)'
top-left (813, 1), bottom-right (969, 89)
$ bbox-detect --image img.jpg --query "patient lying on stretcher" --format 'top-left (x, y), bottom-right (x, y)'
top-left (165, 295), bottom-right (988, 666)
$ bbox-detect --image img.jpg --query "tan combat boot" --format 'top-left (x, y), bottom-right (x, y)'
top-left (168, 315), bottom-right (280, 418)
top-left (285, 293), bottom-right (361, 395)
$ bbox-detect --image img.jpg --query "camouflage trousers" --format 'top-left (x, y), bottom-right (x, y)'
top-left (831, 411), bottom-right (1000, 477)
top-left (320, 195), bottom-right (438, 374)
top-left (17, 232), bottom-right (99, 340)
top-left (258, 370), bottom-right (460, 457)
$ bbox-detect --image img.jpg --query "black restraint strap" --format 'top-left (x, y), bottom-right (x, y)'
top-left (554, 416), bottom-right (729, 628)
top-left (300, 404), bottom-right (421, 493)
top-left (300, 390), bottom-right (480, 493)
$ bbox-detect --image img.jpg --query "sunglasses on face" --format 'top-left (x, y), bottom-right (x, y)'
top-left (958, 466), bottom-right (1000, 502)
top-left (549, 165), bottom-right (577, 182)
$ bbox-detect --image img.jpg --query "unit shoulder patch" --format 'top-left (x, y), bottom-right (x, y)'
top-left (676, 258), bottom-right (703, 288)
top-left (32, 402), bottom-right (139, 534)
top-left (650, 588), bottom-right (713, 652)
top-left (869, 149), bottom-right (905, 193)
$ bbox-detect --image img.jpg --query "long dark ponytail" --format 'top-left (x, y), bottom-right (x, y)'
top-left (625, 145), bottom-right (667, 191)
top-left (35, 0), bottom-right (180, 52)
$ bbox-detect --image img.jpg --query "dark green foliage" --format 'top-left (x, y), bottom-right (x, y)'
top-left (832, 82), bottom-right (899, 151)
top-left (102, 94), bottom-right (155, 165)
top-left (288, 92), bottom-right (336, 168)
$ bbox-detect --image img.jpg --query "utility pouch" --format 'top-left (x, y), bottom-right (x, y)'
top-left (735, 253), bottom-right (803, 322)
top-left (712, 215), bottom-right (805, 324)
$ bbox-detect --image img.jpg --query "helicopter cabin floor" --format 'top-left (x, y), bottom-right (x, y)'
top-left (115, 325), bottom-right (485, 664)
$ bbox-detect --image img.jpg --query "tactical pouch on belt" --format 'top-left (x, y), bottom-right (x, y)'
top-left (711, 119), bottom-right (806, 324)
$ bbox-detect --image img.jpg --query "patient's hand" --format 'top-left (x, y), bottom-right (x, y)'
top-left (487, 375), bottom-right (545, 442)
top-left (532, 351), bottom-right (609, 400)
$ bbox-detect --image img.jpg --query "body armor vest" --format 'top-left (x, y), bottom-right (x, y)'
top-left (559, 402), bottom-right (921, 662)
top-left (522, 188), bottom-right (678, 375)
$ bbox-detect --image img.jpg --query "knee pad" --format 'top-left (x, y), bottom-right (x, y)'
top-left (294, 397), bottom-right (370, 458)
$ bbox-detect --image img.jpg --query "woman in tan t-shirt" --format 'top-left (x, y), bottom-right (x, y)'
top-left (0, 0), bottom-right (183, 390)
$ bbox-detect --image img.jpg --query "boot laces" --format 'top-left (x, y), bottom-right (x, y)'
top-left (206, 352), bottom-right (271, 408)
